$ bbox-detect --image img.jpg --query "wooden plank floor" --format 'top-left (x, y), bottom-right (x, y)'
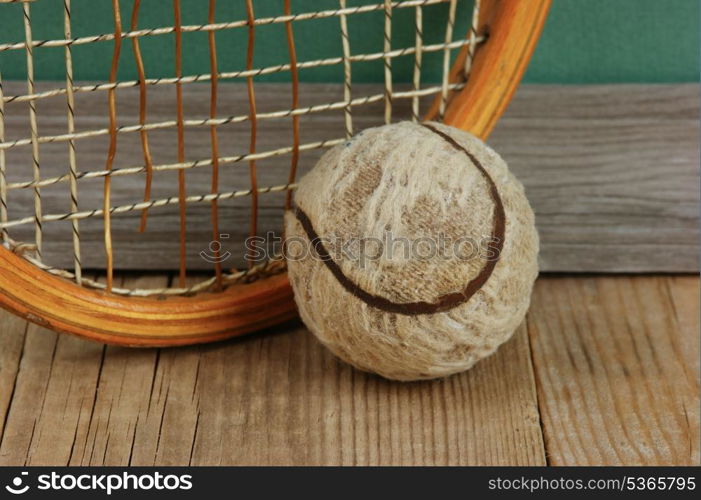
top-left (0, 275), bottom-right (697, 466)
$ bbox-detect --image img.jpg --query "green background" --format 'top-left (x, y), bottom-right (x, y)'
top-left (0, 0), bottom-right (698, 83)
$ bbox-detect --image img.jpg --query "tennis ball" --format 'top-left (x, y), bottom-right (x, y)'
top-left (284, 121), bottom-right (538, 381)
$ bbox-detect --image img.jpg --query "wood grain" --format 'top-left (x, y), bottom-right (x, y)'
top-left (185, 321), bottom-right (544, 466)
top-left (80, 275), bottom-right (165, 465)
top-left (0, 310), bottom-right (104, 465)
top-left (497, 84), bottom-right (700, 273)
top-left (1, 83), bottom-right (697, 272)
top-left (0, 274), bottom-right (696, 466)
top-left (527, 276), bottom-right (699, 465)
top-left (0, 276), bottom-right (546, 466)
top-left (666, 276), bottom-right (700, 380)
top-left (0, 308), bottom-right (26, 443)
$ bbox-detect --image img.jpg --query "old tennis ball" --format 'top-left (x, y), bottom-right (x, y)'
top-left (284, 121), bottom-right (538, 381)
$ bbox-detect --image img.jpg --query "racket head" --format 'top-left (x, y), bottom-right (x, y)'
top-left (0, 0), bottom-right (551, 347)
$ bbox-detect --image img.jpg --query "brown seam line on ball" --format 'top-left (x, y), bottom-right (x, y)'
top-left (293, 123), bottom-right (505, 316)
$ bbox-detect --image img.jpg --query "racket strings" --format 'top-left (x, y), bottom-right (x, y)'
top-left (132, 0), bottom-right (156, 235)
top-left (383, 0), bottom-right (393, 124)
top-left (208, 0), bottom-right (223, 288)
top-left (0, 71), bottom-right (6, 243)
top-left (22, 1), bottom-right (43, 261)
top-left (103, 0), bottom-right (123, 291)
top-left (411, 4), bottom-right (423, 122)
top-left (339, 0), bottom-right (353, 138)
top-left (284, 0), bottom-right (301, 212)
top-left (64, 0), bottom-right (82, 285)
top-left (0, 0), bottom-right (456, 54)
top-left (173, 0), bottom-right (187, 287)
top-left (0, 0), bottom-right (483, 296)
top-left (244, 0), bottom-right (259, 270)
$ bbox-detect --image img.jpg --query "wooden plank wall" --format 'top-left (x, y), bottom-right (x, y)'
top-left (1, 83), bottom-right (698, 272)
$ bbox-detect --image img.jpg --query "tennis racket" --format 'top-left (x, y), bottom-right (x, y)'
top-left (0, 0), bottom-right (551, 346)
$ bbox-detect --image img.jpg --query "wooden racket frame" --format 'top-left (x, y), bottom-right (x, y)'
top-left (0, 0), bottom-right (551, 347)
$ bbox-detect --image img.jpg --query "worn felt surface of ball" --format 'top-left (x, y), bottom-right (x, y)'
top-left (285, 121), bottom-right (539, 381)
